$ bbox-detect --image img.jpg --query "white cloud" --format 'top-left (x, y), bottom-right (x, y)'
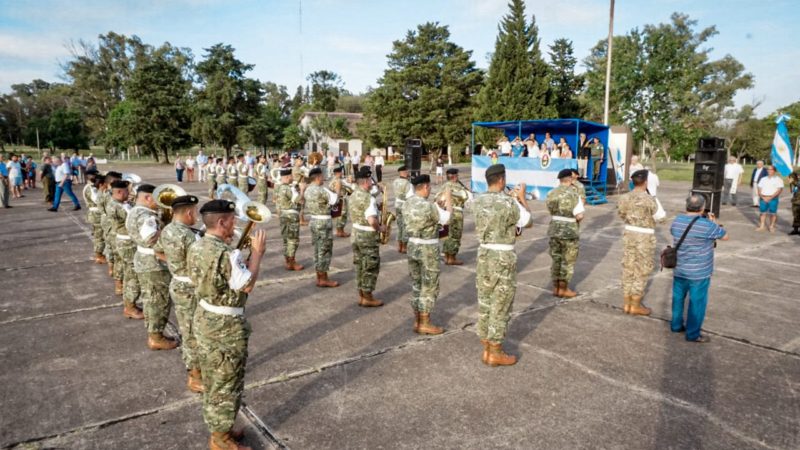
top-left (0, 68), bottom-right (61, 93)
top-left (0, 34), bottom-right (71, 61)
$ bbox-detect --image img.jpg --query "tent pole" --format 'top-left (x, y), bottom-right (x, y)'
top-left (471, 124), bottom-right (475, 155)
top-left (603, 0), bottom-right (615, 126)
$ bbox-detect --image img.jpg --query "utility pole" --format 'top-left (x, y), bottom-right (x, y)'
top-left (36, 127), bottom-right (41, 155)
top-left (603, 0), bottom-right (615, 126)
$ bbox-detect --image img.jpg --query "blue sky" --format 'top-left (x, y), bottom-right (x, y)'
top-left (1, 0), bottom-right (797, 117)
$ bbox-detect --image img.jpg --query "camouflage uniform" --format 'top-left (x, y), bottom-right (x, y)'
top-left (329, 177), bottom-right (348, 232)
top-left (215, 164), bottom-right (226, 188)
top-left (227, 163), bottom-right (238, 188)
top-left (440, 180), bottom-right (470, 257)
top-left (127, 205), bottom-right (172, 333)
top-left (83, 184), bottom-right (105, 255)
top-left (348, 185), bottom-right (380, 293)
top-left (472, 192), bottom-right (532, 343)
top-left (275, 183), bottom-right (301, 258)
top-left (617, 190), bottom-right (658, 297)
top-left (392, 176), bottom-right (412, 246)
top-left (546, 185), bottom-right (580, 284)
top-left (206, 163), bottom-right (218, 198)
top-left (109, 199), bottom-right (140, 306)
top-left (188, 235), bottom-right (251, 434)
top-left (236, 161), bottom-right (249, 193)
top-left (571, 180), bottom-right (587, 203)
top-left (256, 162), bottom-right (268, 204)
top-left (304, 184), bottom-right (336, 271)
top-left (790, 173), bottom-right (800, 229)
top-left (98, 191), bottom-right (118, 272)
top-left (159, 221), bottom-right (201, 370)
top-left (402, 194), bottom-right (445, 313)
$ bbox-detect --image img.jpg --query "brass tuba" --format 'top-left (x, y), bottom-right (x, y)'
top-left (379, 183), bottom-right (396, 245)
top-left (153, 183), bottom-right (187, 224)
top-left (216, 184), bottom-right (272, 250)
top-left (122, 173), bottom-right (142, 203)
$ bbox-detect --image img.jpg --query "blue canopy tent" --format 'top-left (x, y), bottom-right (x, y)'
top-left (471, 119), bottom-right (610, 204)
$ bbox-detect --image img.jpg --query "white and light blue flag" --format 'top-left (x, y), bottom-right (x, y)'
top-left (771, 114), bottom-right (795, 176)
top-left (471, 156), bottom-right (578, 200)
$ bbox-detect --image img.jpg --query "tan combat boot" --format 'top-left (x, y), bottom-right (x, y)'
top-left (480, 339), bottom-right (490, 365)
top-left (358, 290), bottom-right (383, 307)
top-left (335, 228), bottom-right (350, 238)
top-left (187, 368), bottom-right (204, 393)
top-left (284, 256), bottom-right (303, 271)
top-left (412, 310), bottom-right (421, 333)
top-left (107, 262), bottom-right (114, 277)
top-left (486, 342), bottom-right (517, 367)
top-left (445, 254), bottom-right (464, 266)
top-left (123, 302), bottom-right (144, 320)
top-left (398, 242), bottom-right (407, 254)
top-left (628, 295), bottom-right (652, 316)
top-left (114, 279), bottom-right (123, 296)
top-left (416, 313), bottom-right (444, 335)
top-left (552, 280), bottom-right (560, 297)
top-left (316, 272), bottom-right (339, 288)
top-left (95, 252), bottom-right (107, 264)
top-left (209, 431), bottom-right (251, 450)
top-left (559, 281), bottom-right (577, 298)
top-left (147, 332), bottom-right (179, 351)
top-left (623, 295), bottom-right (632, 314)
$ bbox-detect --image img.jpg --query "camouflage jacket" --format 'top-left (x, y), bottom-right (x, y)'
top-left (108, 199), bottom-right (133, 244)
top-left (439, 180), bottom-right (471, 208)
top-left (571, 180), bottom-right (587, 202)
top-left (215, 165), bottom-right (226, 183)
top-left (256, 163), bottom-right (267, 181)
top-left (227, 164), bottom-right (238, 179)
top-left (188, 234), bottom-right (247, 308)
top-left (291, 166), bottom-right (302, 184)
top-left (159, 221), bottom-right (199, 278)
top-left (403, 194), bottom-right (442, 240)
top-left (127, 205), bottom-right (168, 273)
top-left (472, 191), bottom-right (527, 245)
top-left (392, 177), bottom-right (411, 209)
top-left (546, 185), bottom-right (580, 239)
top-left (617, 190), bottom-right (657, 228)
top-left (98, 190), bottom-right (113, 219)
top-left (83, 184), bottom-right (97, 208)
top-left (275, 183), bottom-right (300, 213)
top-left (304, 184), bottom-right (335, 216)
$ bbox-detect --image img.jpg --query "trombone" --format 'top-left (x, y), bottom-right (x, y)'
top-left (153, 183), bottom-right (187, 224)
top-left (216, 184), bottom-right (272, 250)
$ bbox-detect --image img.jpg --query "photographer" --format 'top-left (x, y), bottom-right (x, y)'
top-left (669, 194), bottom-right (729, 343)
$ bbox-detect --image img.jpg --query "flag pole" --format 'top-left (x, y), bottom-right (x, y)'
top-left (603, 0), bottom-right (615, 126)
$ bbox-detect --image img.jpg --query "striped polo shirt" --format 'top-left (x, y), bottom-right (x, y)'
top-left (669, 214), bottom-right (726, 280)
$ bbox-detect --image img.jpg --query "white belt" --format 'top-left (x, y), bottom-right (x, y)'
top-left (310, 215), bottom-right (332, 220)
top-left (353, 224), bottom-right (376, 232)
top-left (89, 207), bottom-right (100, 212)
top-left (395, 199), bottom-right (406, 205)
top-left (453, 206), bottom-right (463, 211)
top-left (173, 275), bottom-right (192, 284)
top-left (624, 225), bottom-right (655, 234)
top-left (238, 175), bottom-right (248, 178)
top-left (199, 300), bottom-right (244, 317)
top-left (116, 234), bottom-right (131, 241)
top-left (137, 246), bottom-right (155, 255)
top-left (480, 243), bottom-right (514, 251)
top-left (551, 216), bottom-right (577, 223)
top-left (281, 210), bottom-right (299, 216)
top-left (409, 237), bottom-right (439, 245)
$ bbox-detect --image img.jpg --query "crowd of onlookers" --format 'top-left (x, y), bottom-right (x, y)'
top-left (1, 151), bottom-right (98, 210)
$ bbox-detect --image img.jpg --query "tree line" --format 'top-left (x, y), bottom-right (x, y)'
top-left (0, 0), bottom-right (792, 163)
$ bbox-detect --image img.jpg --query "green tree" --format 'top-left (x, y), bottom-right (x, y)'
top-left (240, 103), bottom-right (288, 154)
top-left (336, 94), bottom-right (366, 113)
top-left (475, 0), bottom-right (554, 125)
top-left (307, 70), bottom-right (344, 112)
top-left (283, 123), bottom-right (308, 150)
top-left (105, 100), bottom-right (137, 154)
top-left (548, 38), bottom-right (584, 118)
top-left (45, 108), bottom-right (89, 150)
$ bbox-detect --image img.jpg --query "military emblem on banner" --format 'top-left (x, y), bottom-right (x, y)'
top-left (541, 154), bottom-right (551, 169)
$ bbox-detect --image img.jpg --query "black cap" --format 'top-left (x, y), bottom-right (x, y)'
top-left (200, 199), bottom-right (236, 214)
top-left (279, 168), bottom-right (293, 176)
top-left (355, 166), bottom-right (372, 180)
top-left (446, 168), bottom-right (458, 175)
top-left (309, 167), bottom-right (323, 177)
top-left (110, 180), bottom-right (129, 189)
top-left (171, 195), bottom-right (199, 209)
top-left (398, 165), bottom-right (408, 172)
top-left (411, 174), bottom-right (430, 186)
top-left (137, 184), bottom-right (156, 194)
top-left (85, 167), bottom-right (99, 175)
top-left (106, 171), bottom-right (122, 179)
top-left (95, 174), bottom-right (106, 182)
top-left (557, 169), bottom-right (573, 179)
top-left (485, 164), bottom-right (505, 178)
top-left (631, 169), bottom-right (649, 180)
top-left (333, 166), bottom-right (343, 173)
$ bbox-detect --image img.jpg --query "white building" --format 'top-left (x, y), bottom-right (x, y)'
top-left (299, 111), bottom-right (381, 158)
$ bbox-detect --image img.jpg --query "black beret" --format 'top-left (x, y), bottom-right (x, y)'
top-left (446, 168), bottom-right (458, 175)
top-left (557, 169), bottom-right (573, 179)
top-left (200, 199), bottom-right (236, 215)
top-left (137, 184), bottom-right (156, 194)
top-left (171, 195), bottom-right (199, 209)
top-left (85, 167), bottom-right (99, 175)
top-left (355, 166), bottom-right (372, 180)
top-left (279, 168), bottom-right (293, 176)
top-left (398, 165), bottom-right (408, 172)
top-left (631, 169), bottom-right (649, 180)
top-left (309, 167), bottom-right (323, 177)
top-left (110, 180), bottom-right (130, 189)
top-left (333, 166), bottom-right (343, 173)
top-left (411, 174), bottom-right (430, 186)
top-left (485, 164), bottom-right (505, 178)
top-left (95, 174), bottom-right (106, 182)
top-left (106, 171), bottom-right (123, 179)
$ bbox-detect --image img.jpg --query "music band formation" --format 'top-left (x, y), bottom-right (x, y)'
top-left (80, 153), bottom-right (667, 450)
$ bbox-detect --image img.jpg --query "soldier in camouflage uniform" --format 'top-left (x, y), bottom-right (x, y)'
top-left (206, 159), bottom-right (218, 199)
top-left (99, 171), bottom-right (123, 279)
top-left (440, 168), bottom-right (473, 265)
top-left (403, 174), bottom-right (452, 334)
top-left (546, 169), bottom-right (585, 298)
top-left (83, 170), bottom-right (107, 264)
top-left (293, 157), bottom-right (309, 226)
top-left (275, 167), bottom-right (305, 271)
top-left (329, 166), bottom-right (351, 237)
top-left (189, 199), bottom-right (267, 450)
top-left (236, 154), bottom-right (249, 193)
top-left (226, 156), bottom-right (238, 190)
top-left (126, 184), bottom-right (177, 350)
top-left (570, 168), bottom-right (587, 203)
top-left (392, 165), bottom-right (413, 253)
top-left (304, 167), bottom-right (341, 287)
top-left (108, 180), bottom-right (145, 320)
top-left (255, 155), bottom-right (269, 204)
top-left (789, 170), bottom-right (800, 236)
top-left (472, 164), bottom-right (533, 366)
top-left (349, 166), bottom-right (383, 307)
top-left (617, 169), bottom-right (665, 316)
top-left (159, 194), bottom-right (204, 392)
top-left (214, 158), bottom-right (227, 193)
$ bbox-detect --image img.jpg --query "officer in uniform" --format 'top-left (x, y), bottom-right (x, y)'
top-left (546, 169), bottom-right (585, 298)
top-left (471, 164), bottom-right (532, 366)
top-left (275, 167), bottom-right (304, 271)
top-left (225, 156), bottom-right (238, 189)
top-left (329, 166), bottom-right (351, 237)
top-left (590, 137), bottom-right (605, 180)
top-left (570, 168), bottom-right (587, 203)
top-left (255, 155), bottom-right (269, 204)
top-left (292, 156), bottom-right (309, 226)
top-left (188, 199), bottom-right (267, 450)
top-left (108, 180), bottom-right (145, 320)
top-left (236, 154), bottom-right (249, 193)
top-left (349, 166), bottom-right (383, 307)
top-left (83, 170), bottom-right (107, 264)
top-left (158, 194), bottom-right (204, 392)
top-left (392, 165), bottom-right (413, 253)
top-left (127, 183), bottom-right (177, 350)
top-left (617, 170), bottom-right (665, 315)
top-left (440, 167), bottom-right (472, 265)
top-left (789, 170), bottom-right (800, 236)
top-left (304, 167), bottom-right (341, 287)
top-left (403, 174), bottom-right (451, 334)
top-left (206, 158), bottom-right (218, 199)
top-left (100, 171), bottom-right (123, 278)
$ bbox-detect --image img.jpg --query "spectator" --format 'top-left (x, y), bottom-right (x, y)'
top-left (0, 153), bottom-right (10, 208)
top-left (375, 153), bottom-right (385, 183)
top-left (722, 156), bottom-right (744, 206)
top-left (41, 156), bottom-right (55, 203)
top-left (750, 160), bottom-right (768, 207)
top-left (511, 136), bottom-right (525, 157)
top-left (559, 143), bottom-right (573, 159)
top-left (645, 166), bottom-right (660, 196)
top-left (525, 134), bottom-right (539, 158)
top-left (756, 165), bottom-right (784, 232)
top-left (24, 156), bottom-right (37, 189)
top-left (435, 156), bottom-right (444, 184)
top-left (542, 132), bottom-right (556, 152)
top-left (48, 157), bottom-right (81, 211)
top-left (196, 150), bottom-right (208, 182)
top-left (175, 156), bottom-right (185, 182)
top-left (86, 157), bottom-right (97, 174)
top-left (185, 154), bottom-right (196, 182)
top-left (578, 133), bottom-right (591, 177)
top-left (7, 153), bottom-right (23, 198)
top-left (670, 194), bottom-right (728, 343)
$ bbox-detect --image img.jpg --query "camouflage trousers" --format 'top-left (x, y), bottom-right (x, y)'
top-left (621, 231), bottom-right (656, 297)
top-left (280, 214), bottom-right (300, 258)
top-left (793, 203), bottom-right (800, 228)
top-left (207, 179), bottom-right (217, 199)
top-left (476, 248), bottom-right (517, 344)
top-left (407, 242), bottom-right (440, 313)
top-left (257, 181), bottom-right (267, 204)
top-left (395, 210), bottom-right (408, 244)
top-left (334, 201), bottom-right (348, 231)
top-left (91, 217), bottom-right (105, 255)
top-left (102, 219), bottom-right (115, 263)
top-left (117, 243), bottom-right (141, 307)
top-left (111, 237), bottom-right (125, 282)
top-left (351, 229), bottom-right (380, 292)
top-left (310, 218), bottom-right (333, 272)
top-left (171, 279), bottom-right (199, 370)
top-left (442, 210), bottom-right (463, 255)
top-left (549, 238), bottom-right (579, 283)
top-left (237, 177), bottom-right (249, 194)
top-left (194, 308), bottom-right (251, 433)
top-left (138, 270), bottom-right (172, 334)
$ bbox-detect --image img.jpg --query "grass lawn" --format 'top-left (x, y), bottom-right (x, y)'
top-left (651, 161), bottom-right (758, 182)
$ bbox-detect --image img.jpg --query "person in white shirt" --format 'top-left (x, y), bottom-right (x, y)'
top-left (185, 155), bottom-right (196, 182)
top-left (756, 165), bottom-right (784, 232)
top-left (644, 167), bottom-right (659, 196)
top-left (722, 156), bottom-right (744, 206)
top-left (196, 151), bottom-right (208, 182)
top-left (375, 154), bottom-right (385, 182)
top-left (498, 137), bottom-right (511, 157)
top-left (48, 157), bottom-right (81, 211)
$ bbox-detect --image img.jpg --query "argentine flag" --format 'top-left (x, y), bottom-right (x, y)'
top-left (771, 114), bottom-right (795, 176)
top-left (614, 147), bottom-right (625, 185)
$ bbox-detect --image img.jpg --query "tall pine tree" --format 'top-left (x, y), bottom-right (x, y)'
top-left (476, 0), bottom-right (554, 123)
top-left (549, 38), bottom-right (584, 118)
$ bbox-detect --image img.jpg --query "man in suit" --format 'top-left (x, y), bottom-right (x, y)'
top-left (750, 160), bottom-right (768, 207)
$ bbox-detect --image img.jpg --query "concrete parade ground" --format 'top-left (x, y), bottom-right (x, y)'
top-left (1, 163), bottom-right (798, 450)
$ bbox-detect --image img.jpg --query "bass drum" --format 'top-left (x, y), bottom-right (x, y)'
top-left (331, 198), bottom-right (344, 218)
top-left (247, 176), bottom-right (257, 192)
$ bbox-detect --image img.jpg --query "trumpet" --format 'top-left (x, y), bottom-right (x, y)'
top-left (435, 185), bottom-right (469, 208)
top-left (216, 184), bottom-right (272, 250)
top-left (505, 184), bottom-right (534, 201)
top-left (379, 185), bottom-right (396, 245)
top-left (153, 183), bottom-right (187, 224)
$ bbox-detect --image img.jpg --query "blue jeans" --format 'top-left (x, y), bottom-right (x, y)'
top-left (176, 169), bottom-right (184, 182)
top-left (53, 180), bottom-right (80, 210)
top-left (670, 276), bottom-right (711, 341)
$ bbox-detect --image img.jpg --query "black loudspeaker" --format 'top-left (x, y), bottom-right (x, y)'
top-left (692, 137), bottom-right (726, 217)
top-left (404, 139), bottom-right (422, 176)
